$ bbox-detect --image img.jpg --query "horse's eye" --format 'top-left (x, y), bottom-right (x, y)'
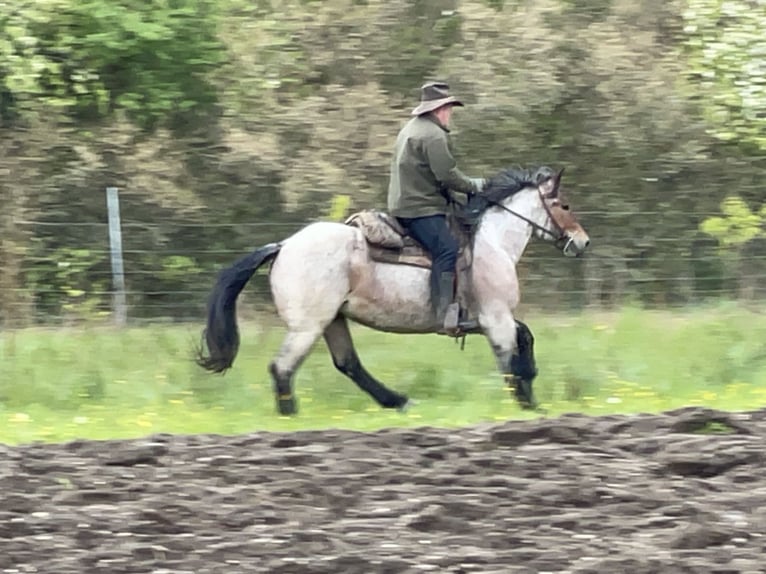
top-left (562, 204), bottom-right (570, 211)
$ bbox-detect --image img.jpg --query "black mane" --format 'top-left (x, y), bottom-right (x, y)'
top-left (453, 165), bottom-right (557, 231)
top-left (481, 165), bottom-right (557, 204)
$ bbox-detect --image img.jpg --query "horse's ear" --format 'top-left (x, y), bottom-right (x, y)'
top-left (540, 167), bottom-right (564, 198)
top-left (554, 168), bottom-right (565, 194)
top-left (539, 173), bottom-right (557, 198)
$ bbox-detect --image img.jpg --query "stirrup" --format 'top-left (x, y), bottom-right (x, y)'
top-left (440, 303), bottom-right (479, 337)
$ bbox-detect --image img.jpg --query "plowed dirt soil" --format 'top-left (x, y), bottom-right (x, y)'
top-left (2, 406), bottom-right (766, 573)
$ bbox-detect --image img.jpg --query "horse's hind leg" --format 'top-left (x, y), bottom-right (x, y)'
top-left (323, 315), bottom-right (409, 410)
top-left (269, 328), bottom-right (323, 415)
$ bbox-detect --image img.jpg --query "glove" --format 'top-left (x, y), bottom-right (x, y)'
top-left (469, 177), bottom-right (486, 192)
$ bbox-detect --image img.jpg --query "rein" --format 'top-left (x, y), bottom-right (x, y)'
top-left (476, 188), bottom-right (575, 255)
top-left (484, 192), bottom-right (564, 241)
top-left (455, 178), bottom-right (573, 254)
top-left (491, 201), bottom-right (558, 239)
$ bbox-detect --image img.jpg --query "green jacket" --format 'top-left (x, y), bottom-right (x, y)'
top-left (387, 114), bottom-right (479, 218)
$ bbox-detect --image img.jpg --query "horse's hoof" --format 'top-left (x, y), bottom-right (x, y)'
top-left (518, 400), bottom-right (546, 415)
top-left (277, 396), bottom-right (297, 416)
top-left (398, 399), bottom-right (417, 413)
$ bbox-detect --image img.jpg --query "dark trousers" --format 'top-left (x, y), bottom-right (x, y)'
top-left (396, 214), bottom-right (458, 303)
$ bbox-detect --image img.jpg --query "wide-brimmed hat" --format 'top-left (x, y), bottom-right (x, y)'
top-left (411, 82), bottom-right (464, 116)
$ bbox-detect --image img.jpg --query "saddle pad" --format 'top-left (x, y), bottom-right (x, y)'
top-left (367, 245), bottom-right (432, 269)
top-left (345, 210), bottom-right (406, 249)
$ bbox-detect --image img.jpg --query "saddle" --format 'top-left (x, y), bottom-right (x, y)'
top-left (345, 207), bottom-right (485, 338)
top-left (344, 209), bottom-right (473, 270)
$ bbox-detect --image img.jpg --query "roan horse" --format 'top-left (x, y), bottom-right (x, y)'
top-left (196, 166), bottom-right (589, 414)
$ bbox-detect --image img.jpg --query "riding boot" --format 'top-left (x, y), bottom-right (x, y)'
top-left (431, 271), bottom-right (457, 332)
top-left (435, 272), bottom-right (465, 336)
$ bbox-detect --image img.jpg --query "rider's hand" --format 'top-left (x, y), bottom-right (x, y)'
top-left (469, 177), bottom-right (486, 192)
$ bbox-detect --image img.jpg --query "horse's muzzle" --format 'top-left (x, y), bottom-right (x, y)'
top-left (561, 232), bottom-right (590, 257)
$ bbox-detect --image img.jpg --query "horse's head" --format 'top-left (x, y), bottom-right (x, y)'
top-left (533, 168), bottom-right (590, 257)
top-left (479, 166), bottom-right (590, 258)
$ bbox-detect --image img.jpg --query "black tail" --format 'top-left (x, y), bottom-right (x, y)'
top-left (196, 242), bottom-right (282, 373)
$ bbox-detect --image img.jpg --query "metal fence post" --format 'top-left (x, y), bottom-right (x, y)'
top-left (106, 187), bottom-right (127, 326)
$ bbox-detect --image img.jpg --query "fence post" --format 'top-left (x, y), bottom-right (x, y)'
top-left (106, 187), bottom-right (127, 327)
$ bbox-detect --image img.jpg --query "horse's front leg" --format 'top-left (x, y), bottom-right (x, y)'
top-left (510, 319), bottom-right (538, 409)
top-left (482, 312), bottom-right (538, 409)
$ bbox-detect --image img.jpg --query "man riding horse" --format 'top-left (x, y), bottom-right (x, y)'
top-left (387, 81), bottom-right (485, 336)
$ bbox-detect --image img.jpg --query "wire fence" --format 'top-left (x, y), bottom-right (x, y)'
top-left (5, 212), bottom-right (766, 326)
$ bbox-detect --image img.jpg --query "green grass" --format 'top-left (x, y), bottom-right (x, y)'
top-left (1, 304), bottom-right (766, 445)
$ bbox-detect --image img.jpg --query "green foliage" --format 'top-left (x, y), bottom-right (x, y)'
top-left (377, 2), bottom-right (461, 96)
top-left (484, 0), bottom-right (506, 10)
top-left (24, 247), bottom-right (109, 321)
top-left (326, 194), bottom-right (352, 221)
top-left (157, 255), bottom-right (201, 282)
top-left (2, 0), bottom-right (766, 325)
top-left (700, 196), bottom-right (764, 250)
top-left (0, 0), bottom-right (223, 129)
top-left (682, 0), bottom-right (766, 150)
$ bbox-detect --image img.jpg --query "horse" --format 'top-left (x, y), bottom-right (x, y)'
top-left (196, 166), bottom-right (590, 415)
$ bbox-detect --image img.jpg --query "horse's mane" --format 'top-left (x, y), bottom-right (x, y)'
top-left (481, 165), bottom-right (557, 204)
top-left (454, 165), bottom-right (556, 230)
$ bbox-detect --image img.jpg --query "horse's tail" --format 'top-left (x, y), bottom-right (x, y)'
top-left (196, 242), bottom-right (282, 373)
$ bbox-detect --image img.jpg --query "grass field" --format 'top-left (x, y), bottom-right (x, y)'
top-left (1, 304), bottom-right (766, 445)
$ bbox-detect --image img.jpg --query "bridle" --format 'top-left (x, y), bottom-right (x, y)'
top-left (485, 189), bottom-right (575, 255)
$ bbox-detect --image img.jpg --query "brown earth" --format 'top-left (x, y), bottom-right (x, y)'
top-left (2, 406), bottom-right (766, 574)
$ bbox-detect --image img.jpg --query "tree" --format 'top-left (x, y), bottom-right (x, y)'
top-left (682, 0), bottom-right (766, 151)
top-left (700, 196), bottom-right (765, 298)
top-left (2, 0), bottom-right (765, 324)
top-left (0, 0), bottom-right (222, 130)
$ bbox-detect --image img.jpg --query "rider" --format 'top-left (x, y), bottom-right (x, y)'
top-left (387, 81), bottom-right (485, 336)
